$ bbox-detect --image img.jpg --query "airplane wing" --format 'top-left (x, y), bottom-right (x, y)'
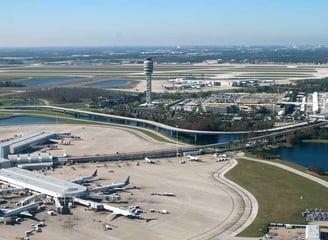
top-left (103, 203), bottom-right (137, 221)
top-left (20, 211), bottom-right (33, 217)
top-left (71, 178), bottom-right (81, 184)
top-left (108, 213), bottom-right (120, 221)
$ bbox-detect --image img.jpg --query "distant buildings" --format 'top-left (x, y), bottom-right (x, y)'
top-left (293, 92), bottom-right (328, 119)
top-left (164, 78), bottom-right (215, 90)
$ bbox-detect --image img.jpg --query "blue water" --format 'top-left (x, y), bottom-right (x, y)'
top-left (3, 117), bottom-right (327, 171)
top-left (273, 143), bottom-right (328, 171)
top-left (0, 116), bottom-right (60, 126)
top-left (91, 80), bottom-right (131, 87)
top-left (217, 134), bottom-right (247, 143)
top-left (19, 77), bottom-right (79, 86)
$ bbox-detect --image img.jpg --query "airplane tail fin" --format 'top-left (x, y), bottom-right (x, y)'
top-left (0, 210), bottom-right (6, 218)
top-left (92, 170), bottom-right (98, 177)
top-left (124, 176), bottom-right (130, 185)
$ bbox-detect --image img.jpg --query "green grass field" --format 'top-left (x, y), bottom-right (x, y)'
top-left (225, 159), bottom-right (328, 237)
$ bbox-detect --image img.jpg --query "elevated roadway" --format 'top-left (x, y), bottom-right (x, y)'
top-left (2, 105), bottom-right (326, 137)
top-left (1, 105), bottom-right (327, 163)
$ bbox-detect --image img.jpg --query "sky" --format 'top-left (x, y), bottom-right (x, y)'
top-left (1, 0), bottom-right (327, 47)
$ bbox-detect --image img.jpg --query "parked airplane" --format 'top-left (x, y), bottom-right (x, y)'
top-left (71, 170), bottom-right (97, 184)
top-left (89, 176), bottom-right (130, 193)
top-left (186, 155), bottom-right (201, 162)
top-left (0, 202), bottom-right (39, 219)
top-left (144, 157), bottom-right (159, 164)
top-left (73, 197), bottom-right (139, 221)
top-left (103, 204), bottom-right (140, 221)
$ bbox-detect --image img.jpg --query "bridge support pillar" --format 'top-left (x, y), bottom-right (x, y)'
top-left (170, 130), bottom-right (174, 137)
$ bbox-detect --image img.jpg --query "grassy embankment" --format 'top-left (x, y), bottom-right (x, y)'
top-left (225, 159), bottom-right (328, 237)
top-left (0, 108), bottom-right (174, 143)
top-left (246, 147), bottom-right (328, 181)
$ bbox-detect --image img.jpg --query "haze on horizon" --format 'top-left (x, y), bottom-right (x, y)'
top-left (1, 0), bottom-right (327, 48)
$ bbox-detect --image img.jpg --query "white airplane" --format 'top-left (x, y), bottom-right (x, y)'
top-left (144, 157), bottom-right (159, 164)
top-left (73, 197), bottom-right (139, 221)
top-left (0, 202), bottom-right (39, 219)
top-left (186, 155), bottom-right (201, 162)
top-left (89, 176), bottom-right (130, 193)
top-left (71, 170), bottom-right (97, 184)
top-left (103, 204), bottom-right (140, 221)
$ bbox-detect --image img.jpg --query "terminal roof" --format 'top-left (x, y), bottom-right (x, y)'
top-left (0, 167), bottom-right (87, 198)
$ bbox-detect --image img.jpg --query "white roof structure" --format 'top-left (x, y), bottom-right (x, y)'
top-left (305, 225), bottom-right (320, 240)
top-left (0, 167), bottom-right (87, 198)
top-left (9, 132), bottom-right (55, 154)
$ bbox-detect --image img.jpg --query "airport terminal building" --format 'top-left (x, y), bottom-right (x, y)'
top-left (0, 167), bottom-right (87, 199)
top-left (0, 131), bottom-right (91, 208)
top-left (0, 131), bottom-right (59, 169)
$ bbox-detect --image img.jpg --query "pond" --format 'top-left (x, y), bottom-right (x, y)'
top-left (19, 77), bottom-right (80, 86)
top-left (272, 143), bottom-right (328, 171)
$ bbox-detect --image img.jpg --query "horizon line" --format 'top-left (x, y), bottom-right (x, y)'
top-left (0, 44), bottom-right (327, 49)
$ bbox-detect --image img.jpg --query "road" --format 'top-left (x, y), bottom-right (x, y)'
top-left (211, 158), bottom-right (259, 240)
top-left (219, 152), bottom-right (328, 240)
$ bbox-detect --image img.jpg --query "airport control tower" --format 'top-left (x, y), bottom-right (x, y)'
top-left (144, 57), bottom-right (153, 105)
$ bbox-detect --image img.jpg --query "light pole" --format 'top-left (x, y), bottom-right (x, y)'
top-left (176, 126), bottom-right (179, 157)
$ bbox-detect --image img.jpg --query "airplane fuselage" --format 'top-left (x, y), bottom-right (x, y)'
top-left (0, 202), bottom-right (38, 218)
top-left (89, 176), bottom-right (130, 193)
top-left (71, 170), bottom-right (97, 185)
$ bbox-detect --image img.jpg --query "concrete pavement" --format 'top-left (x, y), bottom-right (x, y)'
top-left (211, 158), bottom-right (259, 240)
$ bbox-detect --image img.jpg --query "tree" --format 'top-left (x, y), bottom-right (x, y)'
top-left (286, 132), bottom-right (295, 144)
